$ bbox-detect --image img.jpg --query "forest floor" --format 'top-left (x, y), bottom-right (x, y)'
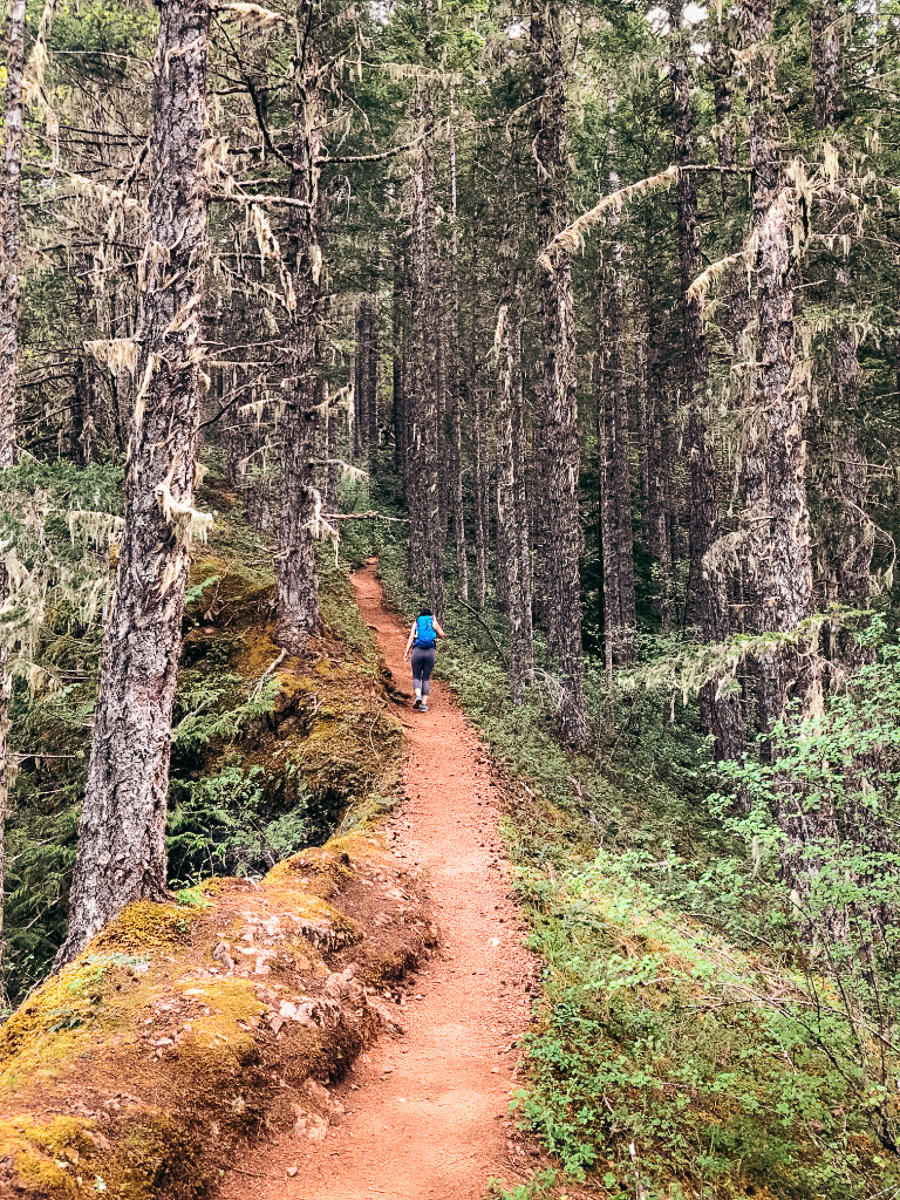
top-left (218, 559), bottom-right (534, 1200)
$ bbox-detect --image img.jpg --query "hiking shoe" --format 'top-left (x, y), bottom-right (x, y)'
top-left (420, 704), bottom-right (428, 713)
top-left (413, 697), bottom-right (421, 710)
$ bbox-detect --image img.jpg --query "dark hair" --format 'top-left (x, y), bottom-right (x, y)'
top-left (418, 608), bottom-right (433, 617)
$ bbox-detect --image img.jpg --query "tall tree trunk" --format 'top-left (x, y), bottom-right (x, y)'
top-left (710, 23), bottom-right (737, 204)
top-left (448, 91), bottom-right (469, 601)
top-left (809, 0), bottom-right (872, 616)
top-left (740, 0), bottom-right (814, 731)
top-left (495, 277), bottom-right (534, 701)
top-left (0, 0), bottom-right (24, 471)
top-left (367, 298), bottom-right (378, 460)
top-left (57, 0), bottom-right (211, 965)
top-left (596, 129), bottom-right (636, 673)
top-left (392, 234), bottom-right (409, 493)
top-left (472, 350), bottom-right (488, 609)
top-left (811, 0), bottom-right (842, 129)
top-left (644, 328), bottom-right (672, 624)
top-left (0, 0), bottom-right (27, 1001)
top-left (276, 0), bottom-right (326, 652)
top-left (324, 382), bottom-right (338, 512)
top-left (532, 0), bottom-right (586, 744)
top-left (671, 2), bottom-right (743, 756)
top-left (408, 67), bottom-right (443, 616)
top-left (71, 353), bottom-right (98, 466)
top-left (353, 312), bottom-right (364, 461)
top-left (739, 0), bottom-right (830, 909)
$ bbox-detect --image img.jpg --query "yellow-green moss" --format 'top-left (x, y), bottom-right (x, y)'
top-left (173, 976), bottom-right (265, 1051)
top-left (186, 555), bottom-right (272, 627)
top-left (267, 844), bottom-right (354, 884)
top-left (294, 709), bottom-right (399, 798)
top-left (0, 1115), bottom-right (108, 1200)
top-left (326, 831), bottom-right (392, 864)
top-left (94, 901), bottom-right (197, 953)
top-left (0, 1111), bottom-right (204, 1200)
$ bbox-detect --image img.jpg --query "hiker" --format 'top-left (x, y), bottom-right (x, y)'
top-left (403, 608), bottom-right (445, 712)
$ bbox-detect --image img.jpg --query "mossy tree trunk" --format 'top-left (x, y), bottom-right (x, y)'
top-left (809, 0), bottom-right (872, 616)
top-left (56, 0), bottom-right (211, 967)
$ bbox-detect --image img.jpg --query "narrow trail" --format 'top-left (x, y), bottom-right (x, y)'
top-left (219, 561), bottom-right (532, 1200)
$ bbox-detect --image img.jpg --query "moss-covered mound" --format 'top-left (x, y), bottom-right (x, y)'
top-left (0, 831), bottom-right (436, 1199)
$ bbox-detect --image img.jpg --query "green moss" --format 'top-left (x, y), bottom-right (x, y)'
top-left (93, 900), bottom-right (197, 953)
top-left (0, 1111), bottom-right (207, 1200)
top-left (173, 976), bottom-right (265, 1051)
top-left (0, 1116), bottom-right (110, 1199)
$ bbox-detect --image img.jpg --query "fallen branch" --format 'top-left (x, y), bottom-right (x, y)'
top-left (212, 192), bottom-right (312, 210)
top-left (252, 649), bottom-right (286, 698)
top-left (317, 118), bottom-right (444, 166)
top-left (322, 510), bottom-right (410, 523)
top-left (454, 595), bottom-right (508, 667)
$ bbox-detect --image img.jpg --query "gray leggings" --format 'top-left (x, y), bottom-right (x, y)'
top-left (411, 646), bottom-right (436, 696)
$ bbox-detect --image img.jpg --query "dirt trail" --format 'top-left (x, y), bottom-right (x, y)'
top-left (218, 561), bottom-right (532, 1200)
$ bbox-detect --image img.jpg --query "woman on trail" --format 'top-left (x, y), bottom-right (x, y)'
top-left (403, 608), bottom-right (445, 713)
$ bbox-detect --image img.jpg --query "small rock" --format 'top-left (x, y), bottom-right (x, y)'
top-left (286, 1166), bottom-right (298, 1178)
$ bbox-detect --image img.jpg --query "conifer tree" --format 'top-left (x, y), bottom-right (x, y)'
top-left (532, 0), bottom-right (586, 744)
top-left (276, 0), bottom-right (329, 652)
top-left (0, 0), bottom-right (27, 996)
top-left (57, 0), bottom-right (212, 964)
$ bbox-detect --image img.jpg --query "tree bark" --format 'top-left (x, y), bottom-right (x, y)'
top-left (495, 280), bottom-right (534, 701)
top-left (532, 0), bottom-right (586, 744)
top-left (276, 0), bottom-right (327, 653)
top-left (0, 0), bottom-right (27, 1001)
top-left (596, 115), bottom-right (636, 673)
top-left (57, 0), bottom-right (211, 965)
top-left (809, 0), bottom-right (871, 614)
top-left (0, 0), bottom-right (24, 472)
top-left (811, 0), bottom-right (842, 129)
top-left (671, 2), bottom-right (744, 755)
top-left (448, 91), bottom-right (469, 602)
top-left (408, 65), bottom-right (443, 617)
top-left (740, 0), bottom-right (815, 731)
top-left (472, 346), bottom-right (488, 610)
top-left (391, 234), bottom-right (409, 493)
top-left (709, 23), bottom-right (737, 204)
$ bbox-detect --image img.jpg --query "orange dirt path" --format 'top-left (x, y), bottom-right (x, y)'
top-left (217, 561), bottom-right (532, 1200)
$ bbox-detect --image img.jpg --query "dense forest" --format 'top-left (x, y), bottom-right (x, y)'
top-left (3, 0), bottom-right (900, 1196)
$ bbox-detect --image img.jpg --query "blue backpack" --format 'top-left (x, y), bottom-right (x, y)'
top-left (415, 614), bottom-right (437, 650)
